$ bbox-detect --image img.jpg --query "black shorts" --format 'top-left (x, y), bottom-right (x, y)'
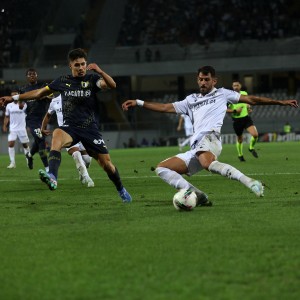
top-left (232, 116), bottom-right (254, 136)
top-left (59, 125), bottom-right (109, 156)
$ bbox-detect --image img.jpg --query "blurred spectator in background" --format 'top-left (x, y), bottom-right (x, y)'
top-left (145, 48), bottom-right (152, 62)
top-left (283, 122), bottom-right (292, 134)
top-left (135, 49), bottom-right (140, 62)
top-left (117, 0), bottom-right (297, 47)
top-left (154, 49), bottom-right (161, 61)
top-left (141, 137), bottom-right (149, 147)
top-left (177, 114), bottom-right (193, 151)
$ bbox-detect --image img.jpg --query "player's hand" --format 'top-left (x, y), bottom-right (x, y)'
top-left (281, 100), bottom-right (298, 108)
top-left (87, 63), bottom-right (102, 73)
top-left (236, 107), bottom-right (243, 113)
top-left (0, 96), bottom-right (13, 107)
top-left (41, 129), bottom-right (52, 136)
top-left (122, 100), bottom-right (137, 111)
top-left (2, 126), bottom-right (7, 133)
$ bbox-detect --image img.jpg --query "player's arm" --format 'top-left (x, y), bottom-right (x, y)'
top-left (87, 63), bottom-right (116, 90)
top-left (122, 99), bottom-right (176, 113)
top-left (0, 86), bottom-right (54, 106)
top-left (239, 94), bottom-right (298, 107)
top-left (2, 115), bottom-right (9, 132)
top-left (226, 104), bottom-right (242, 115)
top-left (41, 112), bottom-right (53, 136)
top-left (247, 104), bottom-right (253, 113)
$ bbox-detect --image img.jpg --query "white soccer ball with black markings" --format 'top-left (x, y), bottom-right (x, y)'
top-left (173, 189), bottom-right (197, 211)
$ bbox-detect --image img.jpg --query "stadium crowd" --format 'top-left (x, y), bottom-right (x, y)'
top-left (117, 0), bottom-right (300, 47)
top-left (0, 0), bottom-right (46, 67)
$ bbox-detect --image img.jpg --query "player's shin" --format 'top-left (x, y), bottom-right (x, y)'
top-left (107, 167), bottom-right (123, 191)
top-left (208, 161), bottom-right (252, 186)
top-left (72, 151), bottom-right (88, 177)
top-left (48, 150), bottom-right (61, 179)
top-left (156, 167), bottom-right (209, 205)
top-left (156, 167), bottom-right (198, 192)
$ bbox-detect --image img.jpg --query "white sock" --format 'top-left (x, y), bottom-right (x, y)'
top-left (155, 166), bottom-right (205, 195)
top-left (8, 147), bottom-right (15, 164)
top-left (72, 151), bottom-right (88, 177)
top-left (24, 146), bottom-right (30, 155)
top-left (82, 154), bottom-right (92, 167)
top-left (208, 161), bottom-right (253, 187)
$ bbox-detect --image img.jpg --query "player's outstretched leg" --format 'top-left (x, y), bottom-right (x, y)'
top-left (39, 169), bottom-right (57, 191)
top-left (208, 161), bottom-right (264, 197)
top-left (156, 167), bottom-right (212, 207)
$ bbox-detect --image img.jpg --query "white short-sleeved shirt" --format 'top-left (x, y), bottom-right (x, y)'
top-left (5, 101), bottom-right (27, 131)
top-left (173, 88), bottom-right (240, 146)
top-left (48, 95), bottom-right (63, 126)
top-left (181, 114), bottom-right (193, 130)
top-left (181, 114), bottom-right (193, 136)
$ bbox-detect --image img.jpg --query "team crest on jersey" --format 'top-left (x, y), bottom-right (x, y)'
top-left (81, 81), bottom-right (90, 88)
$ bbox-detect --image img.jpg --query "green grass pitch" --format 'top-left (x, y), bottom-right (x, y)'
top-left (0, 142), bottom-right (299, 300)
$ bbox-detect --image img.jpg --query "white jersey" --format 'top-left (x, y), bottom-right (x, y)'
top-left (48, 95), bottom-right (63, 126)
top-left (173, 87), bottom-right (240, 146)
top-left (5, 101), bottom-right (27, 131)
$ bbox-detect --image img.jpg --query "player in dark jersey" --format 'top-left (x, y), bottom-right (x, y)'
top-left (19, 68), bottom-right (50, 171)
top-left (0, 48), bottom-right (131, 202)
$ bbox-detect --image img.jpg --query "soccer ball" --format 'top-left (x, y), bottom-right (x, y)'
top-left (173, 189), bottom-right (197, 211)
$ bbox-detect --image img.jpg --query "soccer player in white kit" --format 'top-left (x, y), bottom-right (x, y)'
top-left (122, 66), bottom-right (298, 205)
top-left (177, 114), bottom-right (193, 151)
top-left (2, 91), bottom-right (31, 168)
top-left (41, 94), bottom-right (94, 187)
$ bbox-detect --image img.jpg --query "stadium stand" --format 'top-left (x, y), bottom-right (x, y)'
top-left (0, 0), bottom-right (299, 148)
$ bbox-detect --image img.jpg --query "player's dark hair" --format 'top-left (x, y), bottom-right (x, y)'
top-left (68, 48), bottom-right (87, 62)
top-left (26, 68), bottom-right (37, 76)
top-left (197, 66), bottom-right (216, 77)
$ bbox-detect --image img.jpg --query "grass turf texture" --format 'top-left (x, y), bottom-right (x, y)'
top-left (0, 142), bottom-right (299, 300)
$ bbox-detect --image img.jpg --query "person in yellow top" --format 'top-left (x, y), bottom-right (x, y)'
top-left (283, 122), bottom-right (291, 134)
top-left (227, 81), bottom-right (258, 161)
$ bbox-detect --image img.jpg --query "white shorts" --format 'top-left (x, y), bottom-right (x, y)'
top-left (66, 141), bottom-right (86, 152)
top-left (176, 132), bottom-right (222, 176)
top-left (8, 129), bottom-right (30, 143)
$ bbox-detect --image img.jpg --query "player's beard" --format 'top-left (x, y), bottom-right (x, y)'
top-left (200, 86), bottom-right (208, 95)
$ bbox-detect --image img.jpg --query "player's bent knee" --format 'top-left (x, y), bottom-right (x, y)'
top-left (155, 166), bottom-right (169, 177)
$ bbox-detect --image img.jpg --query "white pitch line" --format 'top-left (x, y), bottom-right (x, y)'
top-left (0, 172), bottom-right (300, 182)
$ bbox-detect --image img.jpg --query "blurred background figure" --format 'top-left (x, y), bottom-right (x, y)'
top-left (177, 114), bottom-right (193, 151)
top-left (283, 121), bottom-right (292, 134)
top-left (2, 91), bottom-right (30, 168)
top-left (227, 81), bottom-right (259, 162)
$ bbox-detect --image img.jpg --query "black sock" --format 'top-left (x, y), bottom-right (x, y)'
top-left (39, 149), bottom-right (49, 168)
top-left (48, 150), bottom-right (61, 179)
top-left (31, 141), bottom-right (38, 156)
top-left (107, 167), bottom-right (123, 191)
